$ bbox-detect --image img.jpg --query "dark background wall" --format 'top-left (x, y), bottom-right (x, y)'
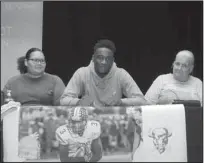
top-left (42, 1), bottom-right (203, 94)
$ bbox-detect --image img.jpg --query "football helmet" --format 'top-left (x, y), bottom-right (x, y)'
top-left (68, 107), bottom-right (88, 136)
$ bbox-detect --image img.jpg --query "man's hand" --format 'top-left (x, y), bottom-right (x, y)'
top-left (104, 98), bottom-right (123, 106)
top-left (157, 96), bottom-right (174, 104)
top-left (77, 95), bottom-right (94, 106)
top-left (157, 90), bottom-right (177, 104)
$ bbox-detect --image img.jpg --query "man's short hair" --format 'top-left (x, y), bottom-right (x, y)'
top-left (94, 39), bottom-right (116, 54)
top-left (176, 50), bottom-right (195, 66)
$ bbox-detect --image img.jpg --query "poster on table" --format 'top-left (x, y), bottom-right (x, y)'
top-left (131, 104), bottom-right (187, 162)
top-left (2, 103), bottom-right (187, 162)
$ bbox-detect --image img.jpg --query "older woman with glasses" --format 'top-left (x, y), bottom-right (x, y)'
top-left (3, 47), bottom-right (65, 106)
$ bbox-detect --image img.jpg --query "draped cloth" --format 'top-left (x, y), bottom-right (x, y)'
top-left (132, 104), bottom-right (187, 162)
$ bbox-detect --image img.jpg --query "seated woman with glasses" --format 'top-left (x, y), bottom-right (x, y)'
top-left (3, 47), bottom-right (65, 106)
top-left (145, 50), bottom-right (202, 105)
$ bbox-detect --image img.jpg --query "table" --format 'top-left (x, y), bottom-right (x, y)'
top-left (185, 106), bottom-right (203, 162)
top-left (1, 105), bottom-right (203, 162)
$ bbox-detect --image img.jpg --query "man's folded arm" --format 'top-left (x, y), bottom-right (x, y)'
top-left (121, 96), bottom-right (150, 106)
top-left (120, 69), bottom-right (149, 106)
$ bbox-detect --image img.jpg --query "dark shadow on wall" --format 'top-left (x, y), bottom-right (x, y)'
top-left (42, 1), bottom-right (203, 94)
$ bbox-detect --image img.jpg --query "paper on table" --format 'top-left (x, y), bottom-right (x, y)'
top-left (1, 101), bottom-right (21, 120)
top-left (3, 103), bottom-right (23, 162)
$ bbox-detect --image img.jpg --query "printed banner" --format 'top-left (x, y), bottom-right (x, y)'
top-left (2, 104), bottom-right (187, 162)
top-left (132, 104), bottom-right (187, 162)
top-left (4, 105), bottom-right (132, 162)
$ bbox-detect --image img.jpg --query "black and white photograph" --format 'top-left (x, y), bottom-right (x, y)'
top-left (1, 1), bottom-right (203, 162)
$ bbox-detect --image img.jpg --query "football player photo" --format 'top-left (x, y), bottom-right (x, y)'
top-left (55, 107), bottom-right (103, 162)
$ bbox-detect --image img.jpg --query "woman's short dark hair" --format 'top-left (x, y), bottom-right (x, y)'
top-left (94, 39), bottom-right (116, 54)
top-left (17, 47), bottom-right (43, 74)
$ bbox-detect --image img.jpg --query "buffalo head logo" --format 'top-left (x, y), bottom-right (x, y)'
top-left (148, 127), bottom-right (172, 154)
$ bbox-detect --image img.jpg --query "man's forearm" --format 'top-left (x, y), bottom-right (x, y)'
top-left (121, 97), bottom-right (149, 106)
top-left (60, 97), bottom-right (80, 106)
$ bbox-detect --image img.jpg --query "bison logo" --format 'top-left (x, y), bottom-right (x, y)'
top-left (148, 128), bottom-right (172, 154)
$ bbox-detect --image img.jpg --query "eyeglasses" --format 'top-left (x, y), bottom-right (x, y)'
top-left (28, 59), bottom-right (46, 64)
top-left (173, 62), bottom-right (189, 70)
